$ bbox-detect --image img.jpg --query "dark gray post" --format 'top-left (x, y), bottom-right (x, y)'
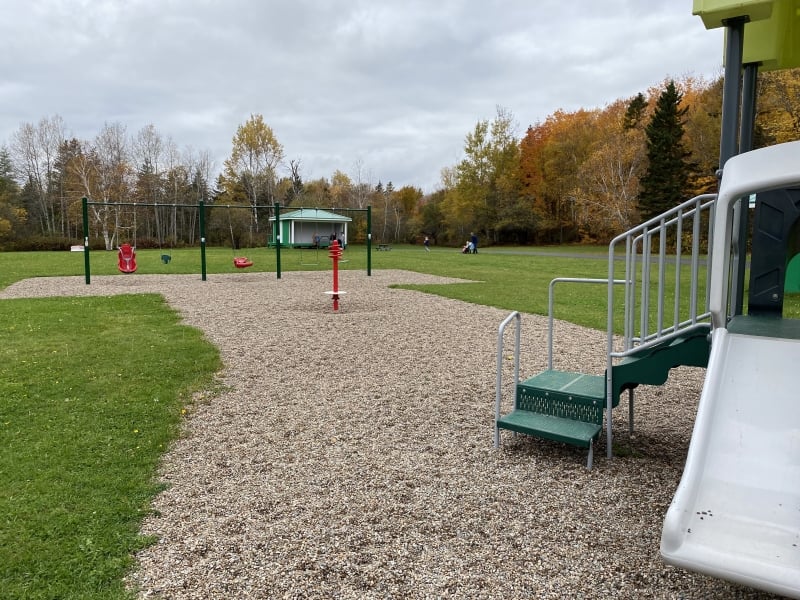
top-left (719, 17), bottom-right (746, 317)
top-left (730, 62), bottom-right (760, 315)
top-left (739, 63), bottom-right (758, 153)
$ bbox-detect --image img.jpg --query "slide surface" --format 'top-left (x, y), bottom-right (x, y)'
top-left (661, 325), bottom-right (800, 598)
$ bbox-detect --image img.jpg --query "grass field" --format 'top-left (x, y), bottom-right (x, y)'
top-left (1, 244), bottom-right (798, 599)
top-left (0, 294), bottom-right (220, 600)
top-left (0, 244), bottom-right (629, 331)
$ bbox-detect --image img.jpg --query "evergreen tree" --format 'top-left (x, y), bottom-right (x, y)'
top-left (638, 81), bottom-right (692, 221)
top-left (0, 147), bottom-right (17, 194)
top-left (623, 92), bottom-right (647, 130)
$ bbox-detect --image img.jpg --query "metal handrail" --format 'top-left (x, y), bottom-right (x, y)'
top-left (605, 193), bottom-right (716, 458)
top-left (494, 194), bottom-right (717, 464)
top-left (494, 311), bottom-right (521, 448)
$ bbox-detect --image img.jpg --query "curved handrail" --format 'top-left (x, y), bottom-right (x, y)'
top-left (494, 311), bottom-right (520, 448)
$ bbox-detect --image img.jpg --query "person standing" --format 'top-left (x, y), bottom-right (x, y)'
top-left (470, 232), bottom-right (478, 254)
top-left (424, 236), bottom-right (431, 251)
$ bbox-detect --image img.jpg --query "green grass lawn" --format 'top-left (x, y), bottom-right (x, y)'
top-left (2, 244), bottom-right (797, 327)
top-left (0, 244), bottom-right (798, 599)
top-left (0, 245), bottom-right (646, 332)
top-left (0, 294), bottom-right (220, 599)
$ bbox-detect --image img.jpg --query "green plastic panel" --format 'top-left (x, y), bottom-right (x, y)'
top-left (728, 314), bottom-right (800, 339)
top-left (612, 327), bottom-right (711, 393)
top-left (787, 254), bottom-right (800, 292)
top-left (515, 387), bottom-right (604, 423)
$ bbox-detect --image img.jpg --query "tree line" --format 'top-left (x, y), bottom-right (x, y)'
top-left (1, 69), bottom-right (798, 251)
top-left (435, 69), bottom-right (799, 246)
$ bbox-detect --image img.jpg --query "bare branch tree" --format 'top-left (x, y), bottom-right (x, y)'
top-left (10, 115), bottom-right (66, 234)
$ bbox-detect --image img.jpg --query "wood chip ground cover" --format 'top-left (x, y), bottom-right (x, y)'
top-left (1, 271), bottom-right (778, 599)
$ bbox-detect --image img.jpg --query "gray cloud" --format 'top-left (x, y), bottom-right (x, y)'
top-left (1, 0), bottom-right (724, 192)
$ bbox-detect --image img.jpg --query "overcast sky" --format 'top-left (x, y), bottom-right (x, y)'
top-left (1, 0), bottom-right (724, 193)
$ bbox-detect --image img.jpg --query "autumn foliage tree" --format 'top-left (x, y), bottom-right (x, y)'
top-left (0, 147), bottom-right (24, 242)
top-left (572, 100), bottom-right (646, 239)
top-left (441, 106), bottom-right (520, 244)
top-left (757, 69), bottom-right (800, 145)
top-left (219, 114), bottom-right (284, 232)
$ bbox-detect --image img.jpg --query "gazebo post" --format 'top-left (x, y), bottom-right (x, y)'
top-left (274, 202), bottom-right (281, 279)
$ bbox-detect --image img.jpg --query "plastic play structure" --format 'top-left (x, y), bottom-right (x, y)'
top-left (660, 140), bottom-right (800, 599)
top-left (495, 1), bottom-right (799, 596)
top-left (659, 4), bottom-right (800, 597)
top-left (117, 243), bottom-right (137, 274)
top-left (493, 140), bottom-right (800, 600)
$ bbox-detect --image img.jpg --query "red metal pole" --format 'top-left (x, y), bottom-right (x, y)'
top-left (328, 240), bottom-right (342, 311)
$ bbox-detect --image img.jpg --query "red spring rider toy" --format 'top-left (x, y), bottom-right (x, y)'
top-left (324, 240), bottom-right (346, 311)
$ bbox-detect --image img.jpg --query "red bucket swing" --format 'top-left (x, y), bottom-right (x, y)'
top-left (117, 242), bottom-right (137, 273)
top-left (233, 256), bottom-right (253, 268)
top-left (229, 211), bottom-right (253, 269)
top-left (116, 205), bottom-right (138, 273)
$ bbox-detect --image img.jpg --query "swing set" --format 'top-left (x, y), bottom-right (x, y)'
top-left (80, 198), bottom-right (374, 284)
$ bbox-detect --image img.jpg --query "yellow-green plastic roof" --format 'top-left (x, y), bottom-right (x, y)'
top-left (694, 0), bottom-right (799, 70)
top-left (693, 0), bottom-right (775, 28)
top-left (741, 0), bottom-right (799, 70)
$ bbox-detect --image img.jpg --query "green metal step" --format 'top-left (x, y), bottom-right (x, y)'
top-left (498, 325), bottom-right (711, 452)
top-left (496, 409), bottom-right (601, 448)
top-left (518, 370), bottom-right (605, 401)
top-left (501, 370), bottom-right (605, 448)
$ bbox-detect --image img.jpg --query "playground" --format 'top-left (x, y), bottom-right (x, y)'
top-left (2, 3), bottom-right (797, 595)
top-left (2, 270), bottom-right (770, 599)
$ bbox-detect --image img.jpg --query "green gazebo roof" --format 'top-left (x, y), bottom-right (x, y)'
top-left (270, 208), bottom-right (352, 222)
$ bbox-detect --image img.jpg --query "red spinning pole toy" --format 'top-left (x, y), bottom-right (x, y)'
top-left (325, 240), bottom-right (346, 311)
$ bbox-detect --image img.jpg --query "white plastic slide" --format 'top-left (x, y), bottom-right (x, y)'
top-left (660, 325), bottom-right (800, 598)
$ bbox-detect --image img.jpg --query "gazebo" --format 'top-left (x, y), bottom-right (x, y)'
top-left (269, 208), bottom-right (352, 248)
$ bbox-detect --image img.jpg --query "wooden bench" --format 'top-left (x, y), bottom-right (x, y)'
top-left (495, 370), bottom-right (605, 469)
top-left (376, 244), bottom-right (391, 251)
